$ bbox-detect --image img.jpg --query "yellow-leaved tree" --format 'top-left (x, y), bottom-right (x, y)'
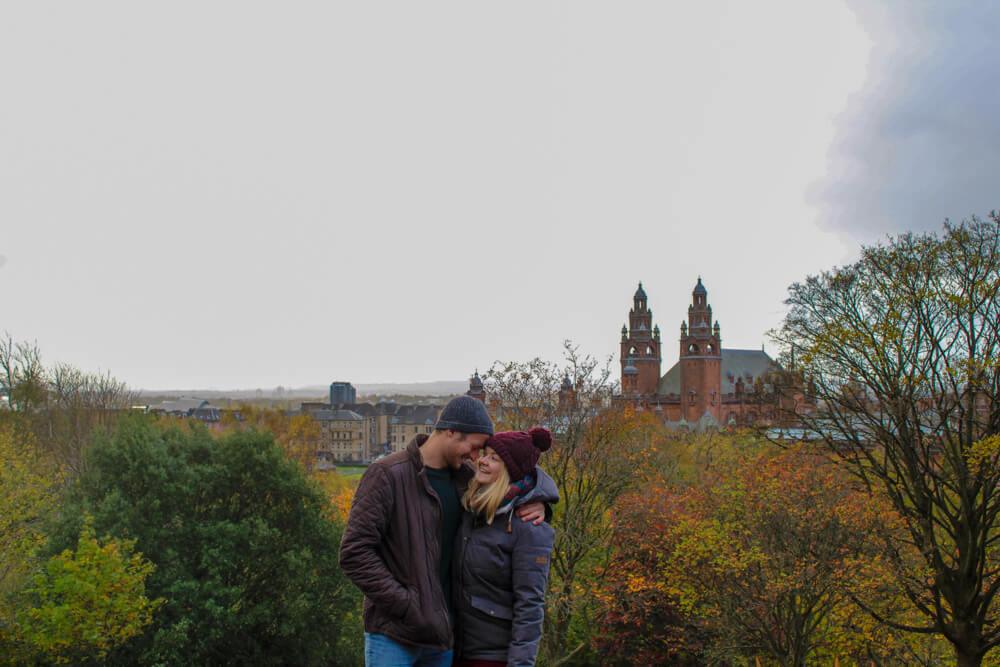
top-left (15, 517), bottom-right (162, 663)
top-left (0, 421), bottom-right (61, 651)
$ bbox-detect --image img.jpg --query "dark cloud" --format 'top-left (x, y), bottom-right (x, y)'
top-left (813, 1), bottom-right (1000, 239)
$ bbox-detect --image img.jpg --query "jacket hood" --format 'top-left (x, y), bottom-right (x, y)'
top-left (514, 466), bottom-right (559, 507)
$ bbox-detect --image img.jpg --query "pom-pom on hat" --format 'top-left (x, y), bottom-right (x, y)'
top-left (487, 427), bottom-right (553, 482)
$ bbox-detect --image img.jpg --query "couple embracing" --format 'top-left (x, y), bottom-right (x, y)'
top-left (339, 396), bottom-right (558, 667)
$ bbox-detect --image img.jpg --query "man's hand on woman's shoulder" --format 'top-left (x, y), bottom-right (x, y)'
top-left (515, 502), bottom-right (546, 525)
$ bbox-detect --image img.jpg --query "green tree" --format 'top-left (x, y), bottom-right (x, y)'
top-left (47, 415), bottom-right (361, 665)
top-left (774, 213), bottom-right (1000, 667)
top-left (16, 517), bottom-right (161, 663)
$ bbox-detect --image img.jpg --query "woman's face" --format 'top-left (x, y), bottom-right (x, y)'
top-left (475, 446), bottom-right (504, 485)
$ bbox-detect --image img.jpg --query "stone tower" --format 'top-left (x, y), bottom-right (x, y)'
top-left (679, 277), bottom-right (722, 421)
top-left (620, 282), bottom-right (662, 396)
top-left (466, 371), bottom-right (486, 403)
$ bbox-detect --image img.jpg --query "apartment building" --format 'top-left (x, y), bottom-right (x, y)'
top-left (311, 409), bottom-right (372, 463)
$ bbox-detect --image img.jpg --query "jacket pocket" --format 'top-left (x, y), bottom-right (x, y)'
top-left (469, 594), bottom-right (513, 621)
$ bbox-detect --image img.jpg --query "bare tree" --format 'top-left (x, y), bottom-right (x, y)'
top-left (0, 332), bottom-right (45, 412)
top-left (0, 333), bottom-right (138, 474)
top-left (41, 363), bottom-right (138, 474)
top-left (484, 341), bottom-right (677, 665)
top-left (773, 213), bottom-right (1000, 667)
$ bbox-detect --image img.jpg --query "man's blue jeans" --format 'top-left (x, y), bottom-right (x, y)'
top-left (364, 632), bottom-right (453, 667)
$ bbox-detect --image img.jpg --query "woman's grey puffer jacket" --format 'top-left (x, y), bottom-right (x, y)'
top-left (453, 467), bottom-right (559, 667)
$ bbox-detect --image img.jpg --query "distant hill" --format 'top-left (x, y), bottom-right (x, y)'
top-left (355, 380), bottom-right (469, 397)
top-left (139, 380), bottom-right (469, 400)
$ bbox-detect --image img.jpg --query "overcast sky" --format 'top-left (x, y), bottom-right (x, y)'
top-left (2, 2), bottom-right (996, 391)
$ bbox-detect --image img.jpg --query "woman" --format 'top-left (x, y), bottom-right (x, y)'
top-left (453, 427), bottom-right (558, 667)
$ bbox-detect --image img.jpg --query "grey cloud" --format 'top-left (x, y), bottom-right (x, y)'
top-left (813, 1), bottom-right (1000, 239)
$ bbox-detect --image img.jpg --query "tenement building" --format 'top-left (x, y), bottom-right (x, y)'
top-left (614, 279), bottom-right (782, 428)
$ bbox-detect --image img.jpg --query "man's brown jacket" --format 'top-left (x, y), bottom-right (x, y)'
top-left (339, 434), bottom-right (472, 650)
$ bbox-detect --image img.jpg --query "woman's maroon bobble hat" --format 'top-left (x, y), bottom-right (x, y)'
top-left (487, 427), bottom-right (553, 482)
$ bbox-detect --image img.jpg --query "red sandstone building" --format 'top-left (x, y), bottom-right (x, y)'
top-left (614, 279), bottom-right (783, 428)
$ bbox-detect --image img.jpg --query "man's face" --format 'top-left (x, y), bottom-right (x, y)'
top-left (444, 431), bottom-right (489, 469)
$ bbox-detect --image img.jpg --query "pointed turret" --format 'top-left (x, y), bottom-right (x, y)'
top-left (620, 282), bottom-right (662, 396)
top-left (680, 277), bottom-right (722, 422)
top-left (466, 370), bottom-right (486, 403)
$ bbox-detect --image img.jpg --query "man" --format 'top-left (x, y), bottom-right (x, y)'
top-left (340, 396), bottom-right (545, 666)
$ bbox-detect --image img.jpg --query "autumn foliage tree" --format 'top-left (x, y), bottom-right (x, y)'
top-left (774, 213), bottom-right (1000, 667)
top-left (484, 343), bottom-right (681, 665)
top-left (222, 403), bottom-right (325, 475)
top-left (0, 423), bottom-right (61, 653)
top-left (15, 518), bottom-right (161, 663)
top-left (0, 336), bottom-right (142, 660)
top-left (596, 437), bottom-right (898, 666)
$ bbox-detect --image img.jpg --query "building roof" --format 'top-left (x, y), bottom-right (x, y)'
top-left (692, 277), bottom-right (707, 295)
top-left (657, 348), bottom-right (777, 395)
top-left (634, 282), bottom-right (647, 299)
top-left (148, 398), bottom-right (209, 414)
top-left (339, 403), bottom-right (375, 417)
top-left (312, 409), bottom-right (365, 421)
top-left (332, 409), bottom-right (365, 421)
top-left (391, 405), bottom-right (442, 425)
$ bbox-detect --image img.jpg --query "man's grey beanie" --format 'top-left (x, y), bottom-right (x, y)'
top-left (435, 396), bottom-right (494, 436)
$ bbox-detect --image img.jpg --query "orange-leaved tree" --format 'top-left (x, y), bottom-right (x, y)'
top-left (597, 437), bottom-right (896, 666)
top-left (223, 404), bottom-right (324, 475)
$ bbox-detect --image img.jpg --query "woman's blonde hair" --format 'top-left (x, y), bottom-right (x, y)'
top-left (462, 458), bottom-right (511, 525)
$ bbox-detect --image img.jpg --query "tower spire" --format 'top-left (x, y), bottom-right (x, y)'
top-left (620, 282), bottom-right (661, 398)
